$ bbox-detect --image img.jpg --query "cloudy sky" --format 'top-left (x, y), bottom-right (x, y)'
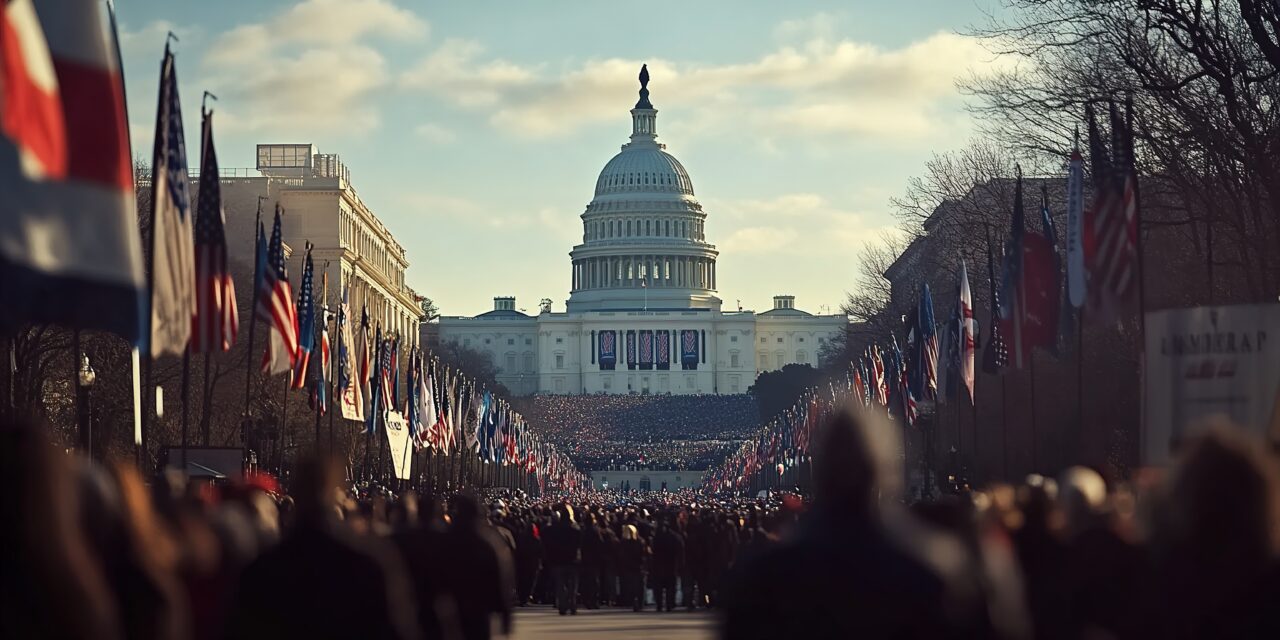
top-left (114, 0), bottom-right (1004, 316)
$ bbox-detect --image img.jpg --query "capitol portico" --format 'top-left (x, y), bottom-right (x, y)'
top-left (438, 66), bottom-right (847, 395)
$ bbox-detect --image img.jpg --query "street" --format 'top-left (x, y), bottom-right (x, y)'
top-left (512, 607), bottom-right (717, 640)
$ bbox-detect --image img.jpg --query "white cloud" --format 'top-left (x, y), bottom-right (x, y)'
top-left (400, 39), bottom-right (535, 107)
top-left (414, 122), bottom-right (457, 144)
top-left (721, 226), bottom-right (799, 253)
top-left (401, 22), bottom-right (1004, 142)
top-left (199, 0), bottom-right (426, 136)
top-left (709, 193), bottom-right (897, 257)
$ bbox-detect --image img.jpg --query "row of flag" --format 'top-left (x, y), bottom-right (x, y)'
top-left (0, 2), bottom-right (583, 488)
top-left (704, 101), bottom-right (1142, 492)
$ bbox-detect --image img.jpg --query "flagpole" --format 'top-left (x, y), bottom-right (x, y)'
top-left (200, 352), bottom-right (212, 445)
top-left (242, 197), bottom-right (266, 440)
top-left (181, 350), bottom-right (191, 474)
top-left (278, 374), bottom-right (289, 475)
top-left (970, 388), bottom-right (979, 484)
top-left (1028, 349), bottom-right (1039, 473)
top-left (1128, 95), bottom-right (1149, 473)
top-left (1075, 307), bottom-right (1085, 466)
top-left (1001, 375), bottom-right (1009, 481)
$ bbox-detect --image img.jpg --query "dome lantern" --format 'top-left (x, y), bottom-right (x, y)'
top-left (630, 64), bottom-right (658, 144)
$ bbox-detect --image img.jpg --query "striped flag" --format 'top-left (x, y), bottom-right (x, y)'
top-left (147, 42), bottom-right (196, 357)
top-left (1066, 130), bottom-right (1087, 307)
top-left (918, 284), bottom-right (939, 401)
top-left (958, 261), bottom-right (976, 402)
top-left (337, 287), bottom-right (364, 421)
top-left (1, 0), bottom-right (145, 342)
top-left (309, 270), bottom-right (330, 413)
top-left (191, 108), bottom-right (237, 353)
top-left (1085, 101), bottom-right (1140, 322)
top-left (364, 326), bottom-right (383, 434)
top-left (291, 244), bottom-right (315, 389)
top-left (983, 227), bottom-right (1009, 374)
top-left (257, 208), bottom-right (297, 374)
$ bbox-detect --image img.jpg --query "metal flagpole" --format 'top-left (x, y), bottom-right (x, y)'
top-left (200, 352), bottom-right (212, 445)
top-left (970, 385), bottom-right (979, 484)
top-left (1028, 350), bottom-right (1038, 473)
top-left (181, 350), bottom-right (190, 474)
top-left (1001, 375), bottom-right (1009, 481)
top-left (242, 197), bottom-right (266, 437)
top-left (278, 375), bottom-right (289, 474)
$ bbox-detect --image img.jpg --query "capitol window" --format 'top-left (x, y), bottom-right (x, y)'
top-left (507, 338), bottom-right (514, 345)
top-left (760, 337), bottom-right (766, 343)
top-left (555, 354), bottom-right (565, 369)
top-left (730, 336), bottom-right (738, 342)
top-left (776, 337), bottom-right (783, 343)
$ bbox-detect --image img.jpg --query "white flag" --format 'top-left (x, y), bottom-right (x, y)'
top-left (148, 45), bottom-right (196, 357)
top-left (959, 260), bottom-right (976, 402)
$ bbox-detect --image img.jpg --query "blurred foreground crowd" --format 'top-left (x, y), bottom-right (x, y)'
top-left (513, 394), bottom-right (759, 470)
top-left (3, 408), bottom-right (1279, 640)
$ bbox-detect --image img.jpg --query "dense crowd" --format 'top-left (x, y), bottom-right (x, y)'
top-left (4, 405), bottom-right (1279, 640)
top-left (512, 394), bottom-right (760, 470)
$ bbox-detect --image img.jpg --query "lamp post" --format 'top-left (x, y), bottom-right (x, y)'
top-left (77, 354), bottom-right (96, 460)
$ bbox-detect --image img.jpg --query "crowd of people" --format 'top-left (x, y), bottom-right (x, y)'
top-left (512, 394), bottom-right (760, 470)
top-left (3, 406), bottom-right (1279, 640)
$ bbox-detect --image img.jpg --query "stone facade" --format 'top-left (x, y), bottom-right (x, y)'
top-left (438, 69), bottom-right (846, 395)
top-left (217, 144), bottom-right (421, 347)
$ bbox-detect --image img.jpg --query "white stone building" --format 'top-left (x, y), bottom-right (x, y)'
top-left (438, 67), bottom-right (846, 395)
top-left (216, 145), bottom-right (422, 347)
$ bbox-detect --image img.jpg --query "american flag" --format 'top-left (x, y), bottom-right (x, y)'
top-left (291, 245), bottom-right (315, 389)
top-left (256, 207), bottom-right (297, 374)
top-left (359, 303), bottom-right (371, 387)
top-left (1086, 101), bottom-right (1139, 321)
top-left (364, 325), bottom-right (383, 435)
top-left (892, 336), bottom-right (916, 427)
top-left (190, 109), bottom-right (237, 353)
top-left (983, 227), bottom-right (1009, 374)
top-left (381, 335), bottom-right (394, 416)
top-left (148, 44), bottom-right (196, 358)
top-left (310, 270), bottom-right (330, 413)
top-left (918, 284), bottom-right (938, 400)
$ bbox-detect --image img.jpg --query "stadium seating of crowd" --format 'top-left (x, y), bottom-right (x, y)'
top-left (510, 394), bottom-right (761, 471)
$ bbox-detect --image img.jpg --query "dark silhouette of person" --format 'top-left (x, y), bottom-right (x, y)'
top-left (513, 517), bottom-right (543, 606)
top-left (541, 505), bottom-right (583, 615)
top-left (0, 425), bottom-right (122, 640)
top-left (617, 524), bottom-right (650, 611)
top-left (649, 515), bottom-right (685, 612)
top-left (579, 513), bottom-right (605, 609)
top-left (720, 406), bottom-right (970, 639)
top-left (1143, 424), bottom-right (1280, 639)
top-left (438, 492), bottom-right (515, 640)
top-left (391, 493), bottom-right (463, 640)
top-left (223, 455), bottom-right (420, 640)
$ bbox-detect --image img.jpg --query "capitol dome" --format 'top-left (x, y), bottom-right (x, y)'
top-left (593, 146), bottom-right (695, 197)
top-left (566, 64), bottom-right (721, 314)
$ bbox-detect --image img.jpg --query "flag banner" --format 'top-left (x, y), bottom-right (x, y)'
top-left (291, 245), bottom-right (315, 389)
top-left (384, 410), bottom-right (413, 480)
top-left (309, 271), bottom-right (330, 413)
top-left (959, 261), bottom-right (976, 402)
top-left (656, 330), bottom-right (670, 370)
top-left (191, 109), bottom-right (237, 353)
top-left (1, 0), bottom-right (146, 343)
top-left (1066, 135), bottom-right (1087, 308)
top-left (681, 329), bottom-right (699, 370)
top-left (1143, 304), bottom-right (1280, 466)
top-left (257, 209), bottom-right (296, 374)
top-left (147, 44), bottom-right (196, 357)
top-left (338, 291), bottom-right (364, 421)
top-left (638, 330), bottom-right (653, 369)
top-left (1020, 229), bottom-right (1062, 358)
top-left (599, 330), bottom-right (616, 370)
top-left (1085, 102), bottom-right (1140, 322)
top-left (919, 284), bottom-right (938, 401)
top-left (626, 330), bottom-right (636, 370)
top-left (984, 229), bottom-right (1008, 374)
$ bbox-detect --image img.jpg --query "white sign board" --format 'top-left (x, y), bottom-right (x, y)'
top-left (1144, 303), bottom-right (1280, 465)
top-left (384, 410), bottom-right (413, 480)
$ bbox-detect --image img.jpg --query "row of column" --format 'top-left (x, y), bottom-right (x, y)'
top-left (343, 266), bottom-right (418, 347)
top-left (572, 255), bottom-right (716, 291)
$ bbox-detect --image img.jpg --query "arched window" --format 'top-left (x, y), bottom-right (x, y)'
top-left (626, 220), bottom-right (632, 236)
top-left (645, 220), bottom-right (650, 236)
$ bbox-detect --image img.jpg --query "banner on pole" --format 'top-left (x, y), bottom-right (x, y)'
top-left (1143, 303), bottom-right (1280, 465)
top-left (384, 410), bottom-right (412, 480)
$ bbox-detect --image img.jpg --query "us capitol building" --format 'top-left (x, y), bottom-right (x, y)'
top-left (438, 66), bottom-right (848, 396)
